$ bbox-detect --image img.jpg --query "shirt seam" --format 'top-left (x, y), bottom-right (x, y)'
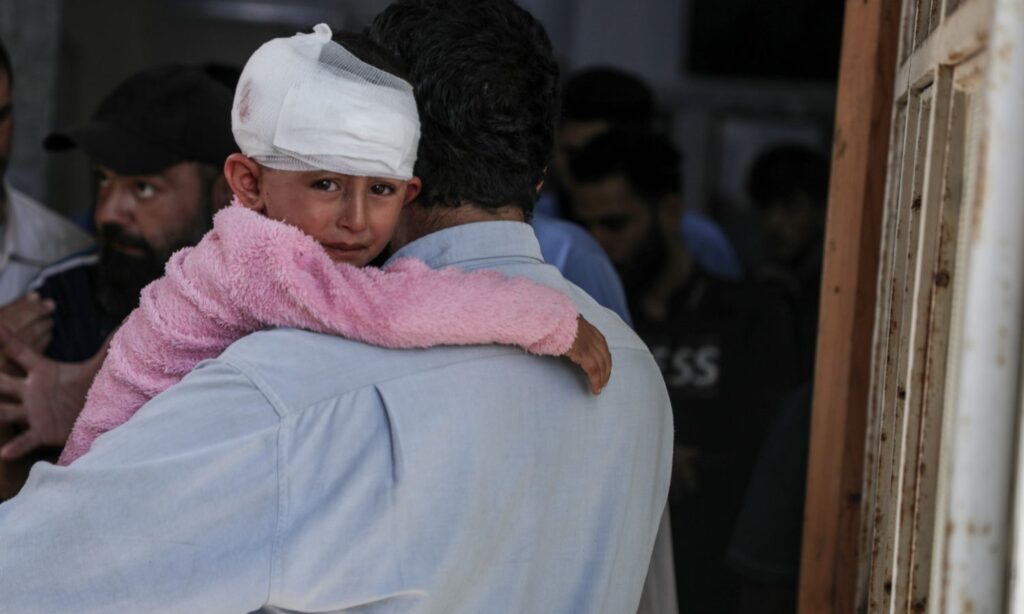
top-left (225, 345), bottom-right (653, 417)
top-left (218, 358), bottom-right (293, 608)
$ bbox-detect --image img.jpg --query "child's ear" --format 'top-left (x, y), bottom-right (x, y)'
top-left (223, 153), bottom-right (264, 212)
top-left (402, 176), bottom-right (423, 206)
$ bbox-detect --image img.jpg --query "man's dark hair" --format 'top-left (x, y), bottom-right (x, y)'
top-left (331, 30), bottom-right (409, 82)
top-left (747, 144), bottom-right (830, 208)
top-left (0, 37), bottom-right (12, 88)
top-left (368, 0), bottom-right (560, 214)
top-left (562, 67), bottom-right (653, 129)
top-left (569, 129), bottom-right (683, 204)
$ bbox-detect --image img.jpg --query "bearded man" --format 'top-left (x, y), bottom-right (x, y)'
top-left (0, 65), bottom-right (235, 482)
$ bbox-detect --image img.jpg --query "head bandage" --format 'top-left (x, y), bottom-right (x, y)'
top-left (232, 23), bottom-right (419, 180)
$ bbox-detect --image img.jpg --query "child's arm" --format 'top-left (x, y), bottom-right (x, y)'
top-left (60, 207), bottom-right (610, 464)
top-left (58, 237), bottom-right (251, 465)
top-left (215, 206), bottom-right (600, 360)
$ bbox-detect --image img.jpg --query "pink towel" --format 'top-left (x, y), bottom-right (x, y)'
top-left (59, 203), bottom-right (578, 464)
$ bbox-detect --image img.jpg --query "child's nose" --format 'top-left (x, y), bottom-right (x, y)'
top-left (337, 194), bottom-right (368, 233)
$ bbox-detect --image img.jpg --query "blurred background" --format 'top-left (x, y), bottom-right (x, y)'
top-left (0, 0), bottom-right (842, 269)
top-left (0, 2), bottom-right (846, 611)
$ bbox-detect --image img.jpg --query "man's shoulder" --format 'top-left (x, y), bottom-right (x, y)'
top-left (7, 186), bottom-right (94, 263)
top-left (218, 316), bottom-right (658, 413)
top-left (30, 247), bottom-right (100, 290)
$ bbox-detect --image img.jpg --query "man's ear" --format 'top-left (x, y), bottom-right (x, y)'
top-left (402, 176), bottom-right (423, 206)
top-left (536, 167), bottom-right (547, 194)
top-left (223, 153), bottom-right (264, 212)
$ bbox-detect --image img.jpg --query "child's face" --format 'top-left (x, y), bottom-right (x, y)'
top-left (258, 168), bottom-right (419, 266)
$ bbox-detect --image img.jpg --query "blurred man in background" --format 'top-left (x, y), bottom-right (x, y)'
top-left (747, 144), bottom-right (830, 379)
top-left (0, 36), bottom-right (95, 498)
top-left (571, 128), bottom-right (799, 613)
top-left (551, 66), bottom-right (743, 282)
top-left (0, 38), bottom-right (93, 306)
top-left (0, 64), bottom-right (235, 494)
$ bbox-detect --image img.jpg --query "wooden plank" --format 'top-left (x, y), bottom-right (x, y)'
top-left (906, 74), bottom-right (967, 613)
top-left (927, 53), bottom-right (990, 614)
top-left (883, 86), bottom-right (934, 613)
top-left (797, 0), bottom-right (903, 611)
top-left (855, 99), bottom-right (908, 610)
top-left (894, 71), bottom-right (953, 614)
top-left (868, 86), bottom-right (925, 613)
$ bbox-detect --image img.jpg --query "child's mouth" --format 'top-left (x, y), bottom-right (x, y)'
top-left (321, 242), bottom-right (369, 262)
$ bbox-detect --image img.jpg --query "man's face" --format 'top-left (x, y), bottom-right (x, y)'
top-left (93, 161), bottom-right (210, 328)
top-left (761, 193), bottom-right (818, 263)
top-left (93, 161), bottom-right (208, 257)
top-left (570, 173), bottom-right (653, 267)
top-left (0, 70), bottom-right (12, 179)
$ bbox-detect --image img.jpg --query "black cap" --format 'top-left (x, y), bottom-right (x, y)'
top-left (45, 65), bottom-right (237, 175)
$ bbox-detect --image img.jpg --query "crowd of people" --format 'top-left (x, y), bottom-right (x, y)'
top-left (0, 0), bottom-right (829, 612)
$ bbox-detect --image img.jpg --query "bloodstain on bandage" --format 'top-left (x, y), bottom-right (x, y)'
top-left (237, 80), bottom-right (253, 122)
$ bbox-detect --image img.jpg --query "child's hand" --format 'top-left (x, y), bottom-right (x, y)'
top-left (564, 315), bottom-right (612, 394)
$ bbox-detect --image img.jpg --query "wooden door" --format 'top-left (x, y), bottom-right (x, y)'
top-left (859, 0), bottom-right (993, 608)
top-left (801, 0), bottom-right (1024, 611)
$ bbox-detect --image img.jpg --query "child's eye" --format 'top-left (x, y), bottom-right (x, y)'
top-left (370, 183), bottom-right (395, 196)
top-left (312, 179), bottom-right (340, 192)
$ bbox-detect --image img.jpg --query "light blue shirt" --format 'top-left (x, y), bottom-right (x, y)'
top-left (0, 221), bottom-right (673, 613)
top-left (531, 213), bottom-right (633, 326)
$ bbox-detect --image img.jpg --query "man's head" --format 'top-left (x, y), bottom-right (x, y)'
top-left (45, 65), bottom-right (236, 324)
top-left (569, 129), bottom-right (683, 282)
top-left (369, 0), bottom-right (560, 226)
top-left (0, 37), bottom-right (14, 181)
top-left (555, 67), bottom-right (654, 192)
top-left (747, 144), bottom-right (829, 264)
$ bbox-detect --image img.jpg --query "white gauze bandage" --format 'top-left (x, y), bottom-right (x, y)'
top-left (232, 23), bottom-right (419, 180)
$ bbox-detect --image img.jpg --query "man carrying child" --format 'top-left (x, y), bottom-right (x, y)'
top-left (0, 2), bottom-right (672, 611)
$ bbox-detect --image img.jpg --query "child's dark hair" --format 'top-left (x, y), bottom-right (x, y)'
top-left (569, 129), bottom-right (683, 205)
top-left (368, 0), bottom-right (560, 215)
top-left (330, 30), bottom-right (410, 83)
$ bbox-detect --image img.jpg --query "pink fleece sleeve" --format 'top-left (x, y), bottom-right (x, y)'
top-left (59, 206), bottom-right (578, 464)
top-left (215, 206), bottom-right (579, 355)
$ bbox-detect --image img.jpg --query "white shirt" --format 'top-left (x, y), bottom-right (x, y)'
top-left (0, 183), bottom-right (93, 305)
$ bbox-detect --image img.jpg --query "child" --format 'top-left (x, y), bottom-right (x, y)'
top-left (59, 25), bottom-right (609, 465)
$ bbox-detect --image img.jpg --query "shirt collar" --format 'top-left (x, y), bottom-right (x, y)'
top-left (387, 221), bottom-right (544, 269)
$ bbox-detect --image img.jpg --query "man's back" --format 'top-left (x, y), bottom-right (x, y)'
top-left (0, 222), bottom-right (672, 613)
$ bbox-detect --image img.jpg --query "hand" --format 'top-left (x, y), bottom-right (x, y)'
top-left (564, 315), bottom-right (612, 394)
top-left (0, 293), bottom-right (55, 353)
top-left (0, 325), bottom-right (101, 459)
